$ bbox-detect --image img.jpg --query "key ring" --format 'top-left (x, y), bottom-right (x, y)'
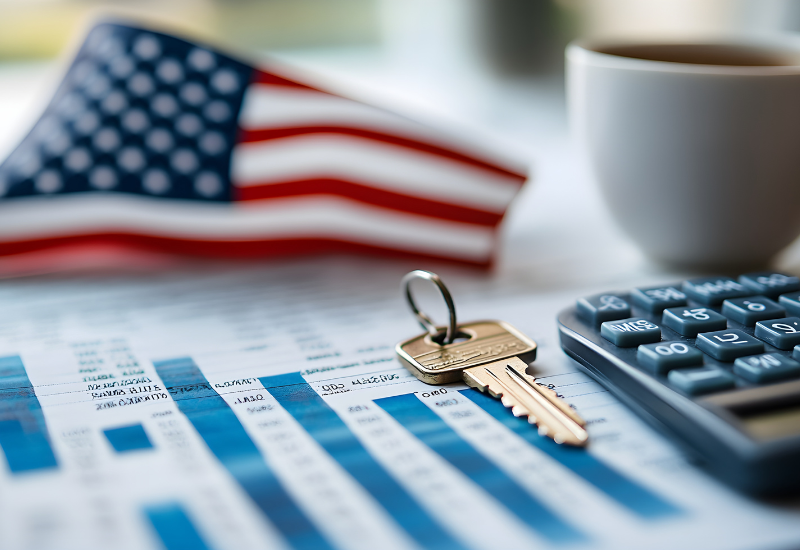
top-left (401, 270), bottom-right (458, 345)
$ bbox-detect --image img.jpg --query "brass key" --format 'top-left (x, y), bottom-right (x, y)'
top-left (396, 270), bottom-right (588, 446)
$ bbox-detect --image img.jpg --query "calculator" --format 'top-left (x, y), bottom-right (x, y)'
top-left (558, 273), bottom-right (800, 497)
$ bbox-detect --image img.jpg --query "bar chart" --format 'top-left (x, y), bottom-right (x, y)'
top-left (144, 503), bottom-right (212, 550)
top-left (374, 392), bottom-right (587, 544)
top-left (0, 355), bottom-right (58, 474)
top-left (103, 423), bottom-right (154, 454)
top-left (153, 357), bottom-right (332, 550)
top-left (460, 389), bottom-right (680, 519)
top-left (261, 372), bottom-right (466, 550)
top-left (0, 355), bottom-right (694, 550)
top-left (145, 360), bottom-right (691, 550)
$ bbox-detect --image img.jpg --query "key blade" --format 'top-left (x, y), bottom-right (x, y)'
top-left (504, 366), bottom-right (589, 445)
top-left (504, 365), bottom-right (586, 428)
top-left (463, 357), bottom-right (589, 446)
top-left (465, 368), bottom-right (525, 416)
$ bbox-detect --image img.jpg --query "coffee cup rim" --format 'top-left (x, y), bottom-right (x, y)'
top-left (567, 36), bottom-right (800, 75)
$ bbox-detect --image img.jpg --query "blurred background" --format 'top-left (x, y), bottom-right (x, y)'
top-left (3, 0), bottom-right (800, 137)
top-left (1, 0), bottom-right (800, 67)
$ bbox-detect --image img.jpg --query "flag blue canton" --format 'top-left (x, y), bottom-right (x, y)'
top-left (0, 23), bottom-right (253, 202)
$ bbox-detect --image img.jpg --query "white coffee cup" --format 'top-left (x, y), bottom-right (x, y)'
top-left (567, 37), bottom-right (800, 269)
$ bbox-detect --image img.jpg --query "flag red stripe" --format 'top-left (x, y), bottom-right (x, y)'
top-left (233, 178), bottom-right (503, 227)
top-left (0, 233), bottom-right (492, 267)
top-left (250, 69), bottom-right (320, 91)
top-left (237, 127), bottom-right (526, 181)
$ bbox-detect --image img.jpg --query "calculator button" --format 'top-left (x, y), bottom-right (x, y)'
top-left (682, 277), bottom-right (749, 306)
top-left (695, 329), bottom-right (764, 361)
top-left (662, 307), bottom-right (727, 337)
top-left (733, 353), bottom-right (800, 384)
top-left (721, 296), bottom-right (785, 326)
top-left (637, 342), bottom-right (703, 374)
top-left (754, 317), bottom-right (800, 350)
top-left (600, 318), bottom-right (661, 347)
top-left (778, 292), bottom-right (800, 317)
top-left (577, 294), bottom-right (630, 324)
top-left (739, 272), bottom-right (800, 299)
top-left (668, 367), bottom-right (735, 395)
top-left (631, 286), bottom-right (687, 313)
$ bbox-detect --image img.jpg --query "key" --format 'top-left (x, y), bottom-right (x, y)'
top-left (396, 270), bottom-right (589, 446)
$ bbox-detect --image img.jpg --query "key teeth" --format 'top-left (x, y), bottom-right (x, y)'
top-left (488, 387), bottom-right (505, 400)
top-left (464, 371), bottom-right (495, 396)
top-left (502, 397), bottom-right (530, 420)
top-left (491, 385), bottom-right (530, 419)
top-left (510, 405), bottom-right (528, 418)
top-left (464, 360), bottom-right (590, 446)
top-left (538, 425), bottom-right (549, 437)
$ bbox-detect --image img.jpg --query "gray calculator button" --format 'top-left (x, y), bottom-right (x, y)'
top-left (696, 329), bottom-right (764, 361)
top-left (739, 272), bottom-right (800, 299)
top-left (662, 306), bottom-right (727, 337)
top-left (631, 286), bottom-right (687, 313)
top-left (682, 277), bottom-right (748, 306)
top-left (721, 296), bottom-right (785, 326)
top-left (600, 317), bottom-right (661, 347)
top-left (733, 353), bottom-right (800, 384)
top-left (577, 294), bottom-right (630, 324)
top-left (754, 317), bottom-right (800, 350)
top-left (668, 367), bottom-right (735, 395)
top-left (779, 292), bottom-right (800, 317)
top-left (637, 342), bottom-right (703, 374)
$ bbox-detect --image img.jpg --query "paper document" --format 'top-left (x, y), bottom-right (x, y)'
top-left (1, 259), bottom-right (799, 550)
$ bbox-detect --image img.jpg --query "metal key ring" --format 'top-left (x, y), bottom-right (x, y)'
top-left (401, 270), bottom-right (458, 345)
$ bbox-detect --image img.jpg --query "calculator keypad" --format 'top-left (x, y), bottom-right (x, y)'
top-left (662, 306), bottom-right (727, 337)
top-left (667, 366), bottom-right (736, 395)
top-left (754, 317), bottom-right (800, 350)
top-left (576, 271), bottom-right (800, 397)
top-left (739, 272), bottom-right (800, 299)
top-left (637, 342), bottom-right (703, 374)
top-left (682, 277), bottom-right (749, 306)
top-left (721, 296), bottom-right (785, 326)
top-left (577, 294), bottom-right (630, 324)
top-left (565, 273), bottom-right (800, 493)
top-left (631, 286), bottom-right (687, 313)
top-left (600, 318), bottom-right (661, 347)
top-left (779, 292), bottom-right (800, 317)
top-left (696, 329), bottom-right (764, 361)
top-left (733, 353), bottom-right (800, 383)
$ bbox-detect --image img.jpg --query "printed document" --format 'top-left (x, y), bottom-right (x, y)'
top-left (1, 258), bottom-right (799, 550)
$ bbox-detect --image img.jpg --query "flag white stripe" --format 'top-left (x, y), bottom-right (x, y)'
top-left (231, 135), bottom-right (519, 213)
top-left (0, 195), bottom-right (494, 261)
top-left (238, 85), bottom-right (528, 176)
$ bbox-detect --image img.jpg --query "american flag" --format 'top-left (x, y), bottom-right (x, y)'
top-left (0, 22), bottom-right (528, 268)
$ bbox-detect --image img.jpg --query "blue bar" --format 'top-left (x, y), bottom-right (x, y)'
top-left (375, 393), bottom-right (586, 545)
top-left (262, 373), bottom-right (465, 550)
top-left (144, 503), bottom-right (212, 550)
top-left (461, 390), bottom-right (681, 519)
top-left (104, 423), bottom-right (154, 453)
top-left (153, 358), bottom-right (331, 550)
top-left (0, 355), bottom-right (58, 473)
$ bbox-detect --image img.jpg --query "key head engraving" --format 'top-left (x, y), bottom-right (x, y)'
top-left (396, 320), bottom-right (537, 384)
